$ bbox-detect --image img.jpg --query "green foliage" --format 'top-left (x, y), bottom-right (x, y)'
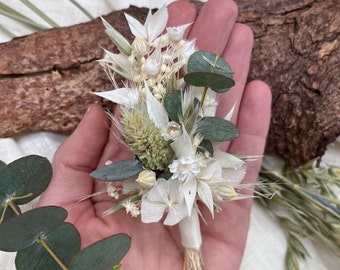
top-left (15, 222), bottom-right (80, 270)
top-left (0, 156), bottom-right (131, 270)
top-left (184, 51), bottom-right (234, 92)
top-left (90, 159), bottom-right (143, 181)
top-left (69, 234), bottom-right (131, 270)
top-left (0, 206), bottom-right (67, 252)
top-left (163, 90), bottom-right (182, 123)
top-left (196, 117), bottom-right (239, 141)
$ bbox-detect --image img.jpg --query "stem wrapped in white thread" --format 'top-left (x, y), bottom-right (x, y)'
top-left (179, 208), bottom-right (202, 270)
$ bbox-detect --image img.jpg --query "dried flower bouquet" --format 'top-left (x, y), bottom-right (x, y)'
top-left (90, 6), bottom-right (256, 270)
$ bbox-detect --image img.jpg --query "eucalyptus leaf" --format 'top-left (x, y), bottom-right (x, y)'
top-left (187, 51), bottom-right (233, 75)
top-left (163, 90), bottom-right (182, 122)
top-left (196, 117), bottom-right (239, 141)
top-left (197, 139), bottom-right (213, 157)
top-left (184, 72), bottom-right (234, 92)
top-left (69, 234), bottom-right (131, 270)
top-left (91, 159), bottom-right (143, 181)
top-left (184, 51), bottom-right (234, 92)
top-left (0, 206), bottom-right (67, 252)
top-left (0, 160), bottom-right (6, 171)
top-left (0, 205), bottom-right (16, 224)
top-left (15, 222), bottom-right (80, 270)
top-left (0, 155), bottom-right (52, 205)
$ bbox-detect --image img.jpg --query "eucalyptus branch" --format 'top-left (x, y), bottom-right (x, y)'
top-left (37, 235), bottom-right (69, 270)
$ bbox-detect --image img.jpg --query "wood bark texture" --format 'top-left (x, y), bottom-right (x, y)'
top-left (0, 1), bottom-right (339, 167)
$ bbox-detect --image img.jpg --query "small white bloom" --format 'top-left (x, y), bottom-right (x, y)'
top-left (169, 155), bottom-right (201, 182)
top-left (125, 6), bottom-right (168, 44)
top-left (144, 58), bottom-right (161, 76)
top-left (141, 179), bottom-right (188, 226)
top-left (107, 183), bottom-right (120, 199)
top-left (162, 121), bottom-right (182, 141)
top-left (166, 23), bottom-right (192, 42)
top-left (122, 200), bottom-right (140, 217)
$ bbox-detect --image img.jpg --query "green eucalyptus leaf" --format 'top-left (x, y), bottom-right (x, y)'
top-left (196, 117), bottom-right (239, 141)
top-left (197, 139), bottom-right (213, 157)
top-left (0, 155), bottom-right (52, 205)
top-left (163, 90), bottom-right (182, 122)
top-left (69, 234), bottom-right (131, 270)
top-left (184, 51), bottom-right (234, 92)
top-left (0, 206), bottom-right (67, 252)
top-left (0, 205), bottom-right (16, 224)
top-left (184, 72), bottom-right (234, 92)
top-left (187, 51), bottom-right (233, 75)
top-left (15, 222), bottom-right (80, 270)
top-left (91, 159), bottom-right (143, 181)
top-left (0, 160), bottom-right (6, 171)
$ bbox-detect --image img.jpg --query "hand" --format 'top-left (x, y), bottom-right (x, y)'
top-left (38, 0), bottom-right (272, 269)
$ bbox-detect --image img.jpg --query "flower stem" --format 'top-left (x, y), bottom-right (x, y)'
top-left (199, 86), bottom-right (208, 107)
top-left (37, 235), bottom-right (69, 270)
top-left (179, 208), bottom-right (202, 270)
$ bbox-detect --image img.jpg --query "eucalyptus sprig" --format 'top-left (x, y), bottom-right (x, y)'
top-left (0, 155), bottom-right (130, 270)
top-left (256, 156), bottom-right (340, 270)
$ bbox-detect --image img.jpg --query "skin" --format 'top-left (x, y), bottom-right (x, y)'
top-left (38, 0), bottom-right (272, 269)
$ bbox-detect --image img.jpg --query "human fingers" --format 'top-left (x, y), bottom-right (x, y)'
top-left (38, 104), bottom-right (110, 207)
top-left (228, 80), bottom-right (272, 187)
top-left (167, 0), bottom-right (197, 29)
top-left (188, 0), bottom-right (238, 53)
top-left (216, 23), bottom-right (254, 120)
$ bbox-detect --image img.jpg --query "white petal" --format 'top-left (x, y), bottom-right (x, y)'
top-left (166, 23), bottom-right (192, 42)
top-left (146, 178), bottom-right (169, 202)
top-left (125, 12), bottom-right (147, 39)
top-left (222, 165), bottom-right (247, 185)
top-left (197, 181), bottom-right (214, 217)
top-left (146, 6), bottom-right (168, 42)
top-left (182, 177), bottom-right (197, 215)
top-left (214, 149), bottom-right (244, 169)
top-left (199, 161), bottom-right (222, 181)
top-left (164, 203), bottom-right (188, 226)
top-left (224, 102), bottom-right (237, 121)
top-left (141, 199), bottom-right (167, 223)
top-left (170, 125), bottom-right (193, 157)
top-left (93, 88), bottom-right (139, 109)
top-left (146, 88), bottom-right (168, 129)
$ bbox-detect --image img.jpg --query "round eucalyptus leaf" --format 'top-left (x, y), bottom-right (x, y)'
top-left (91, 159), bottom-right (143, 181)
top-left (163, 90), bottom-right (182, 122)
top-left (15, 222), bottom-right (80, 270)
top-left (197, 117), bottom-right (239, 141)
top-left (69, 234), bottom-right (131, 270)
top-left (187, 51), bottom-right (233, 75)
top-left (184, 72), bottom-right (234, 92)
top-left (0, 155), bottom-right (52, 205)
top-left (0, 206), bottom-right (67, 252)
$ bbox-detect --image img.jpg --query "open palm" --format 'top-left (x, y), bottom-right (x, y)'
top-left (38, 0), bottom-right (272, 269)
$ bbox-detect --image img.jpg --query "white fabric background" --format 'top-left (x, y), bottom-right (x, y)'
top-left (0, 1), bottom-right (339, 269)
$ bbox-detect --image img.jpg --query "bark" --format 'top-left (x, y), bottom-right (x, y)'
top-left (235, 0), bottom-right (340, 167)
top-left (0, 1), bottom-right (339, 167)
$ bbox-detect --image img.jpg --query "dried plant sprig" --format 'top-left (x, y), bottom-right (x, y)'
top-left (257, 156), bottom-right (340, 270)
top-left (0, 2), bottom-right (47, 31)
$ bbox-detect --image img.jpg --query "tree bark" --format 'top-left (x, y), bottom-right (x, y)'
top-left (0, 1), bottom-right (339, 167)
